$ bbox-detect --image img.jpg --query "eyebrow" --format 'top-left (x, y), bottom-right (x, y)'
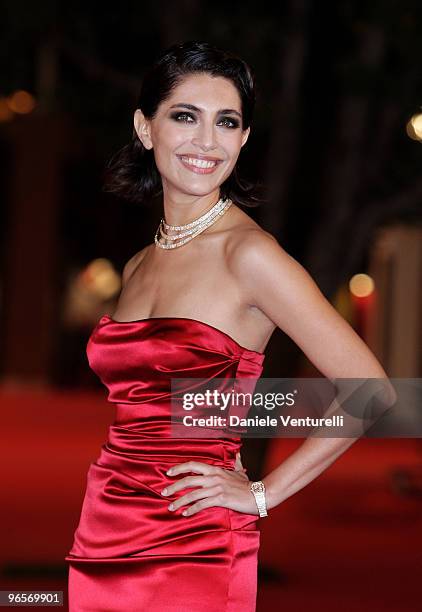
top-left (168, 103), bottom-right (242, 119)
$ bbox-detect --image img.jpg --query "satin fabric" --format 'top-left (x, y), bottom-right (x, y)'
top-left (65, 315), bottom-right (265, 612)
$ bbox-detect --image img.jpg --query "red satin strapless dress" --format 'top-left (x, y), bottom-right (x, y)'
top-left (65, 314), bottom-right (265, 612)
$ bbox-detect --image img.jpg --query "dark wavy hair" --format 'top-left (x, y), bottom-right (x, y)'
top-left (103, 40), bottom-right (265, 208)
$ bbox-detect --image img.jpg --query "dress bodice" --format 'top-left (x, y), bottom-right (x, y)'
top-left (85, 313), bottom-right (266, 468)
top-left (88, 314), bottom-right (265, 406)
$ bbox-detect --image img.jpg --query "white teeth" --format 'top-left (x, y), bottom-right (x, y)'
top-left (180, 156), bottom-right (218, 169)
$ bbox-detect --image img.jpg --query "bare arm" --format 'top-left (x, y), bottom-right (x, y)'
top-left (231, 230), bottom-right (393, 510)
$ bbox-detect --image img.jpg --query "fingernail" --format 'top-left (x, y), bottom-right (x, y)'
top-left (161, 489), bottom-right (168, 496)
top-left (168, 503), bottom-right (174, 511)
top-left (182, 510), bottom-right (188, 516)
top-left (167, 469), bottom-right (173, 475)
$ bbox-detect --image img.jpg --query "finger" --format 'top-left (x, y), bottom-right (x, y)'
top-left (182, 493), bottom-right (225, 516)
top-left (167, 461), bottom-right (218, 477)
top-left (161, 475), bottom-right (210, 497)
top-left (169, 485), bottom-right (222, 512)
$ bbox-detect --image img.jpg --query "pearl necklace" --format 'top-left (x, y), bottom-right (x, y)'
top-left (154, 196), bottom-right (232, 249)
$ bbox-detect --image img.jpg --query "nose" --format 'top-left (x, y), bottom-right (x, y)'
top-left (191, 121), bottom-right (218, 151)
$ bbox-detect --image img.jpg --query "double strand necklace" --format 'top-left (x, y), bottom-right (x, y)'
top-left (154, 196), bottom-right (232, 249)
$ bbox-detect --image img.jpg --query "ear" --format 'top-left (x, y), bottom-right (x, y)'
top-left (134, 109), bottom-right (153, 150)
top-left (240, 126), bottom-right (250, 148)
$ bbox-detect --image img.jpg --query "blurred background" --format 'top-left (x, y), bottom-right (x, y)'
top-left (0, 1), bottom-right (421, 610)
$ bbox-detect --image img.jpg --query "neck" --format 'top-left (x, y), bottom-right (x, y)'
top-left (161, 188), bottom-right (222, 227)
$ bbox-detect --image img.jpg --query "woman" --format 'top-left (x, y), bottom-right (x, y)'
top-left (65, 40), bottom-right (390, 611)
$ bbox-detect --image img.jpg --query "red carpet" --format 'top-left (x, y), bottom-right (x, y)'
top-left (257, 438), bottom-right (422, 611)
top-left (0, 389), bottom-right (420, 610)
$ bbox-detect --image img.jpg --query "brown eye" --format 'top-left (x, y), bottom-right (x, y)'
top-left (218, 117), bottom-right (239, 129)
top-left (171, 112), bottom-right (195, 123)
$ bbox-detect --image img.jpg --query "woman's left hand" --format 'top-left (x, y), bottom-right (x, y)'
top-left (161, 453), bottom-right (259, 516)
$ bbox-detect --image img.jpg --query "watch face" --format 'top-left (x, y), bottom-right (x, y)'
top-left (251, 482), bottom-right (265, 494)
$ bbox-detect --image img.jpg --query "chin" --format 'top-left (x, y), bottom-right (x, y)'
top-left (177, 182), bottom-right (222, 197)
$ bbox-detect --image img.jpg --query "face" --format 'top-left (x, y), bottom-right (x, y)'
top-left (134, 73), bottom-right (250, 198)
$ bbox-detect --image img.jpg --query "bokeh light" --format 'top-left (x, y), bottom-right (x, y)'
top-left (406, 113), bottom-right (422, 141)
top-left (7, 90), bottom-right (36, 114)
top-left (78, 258), bottom-right (121, 300)
top-left (349, 273), bottom-right (375, 297)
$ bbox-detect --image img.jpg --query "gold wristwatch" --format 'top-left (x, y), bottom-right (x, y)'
top-left (250, 481), bottom-right (268, 517)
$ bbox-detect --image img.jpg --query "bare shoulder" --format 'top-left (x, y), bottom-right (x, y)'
top-left (225, 213), bottom-right (317, 312)
top-left (226, 213), bottom-right (294, 278)
top-left (121, 245), bottom-right (150, 287)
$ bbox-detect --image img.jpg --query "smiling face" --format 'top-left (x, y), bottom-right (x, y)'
top-left (134, 72), bottom-right (250, 199)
